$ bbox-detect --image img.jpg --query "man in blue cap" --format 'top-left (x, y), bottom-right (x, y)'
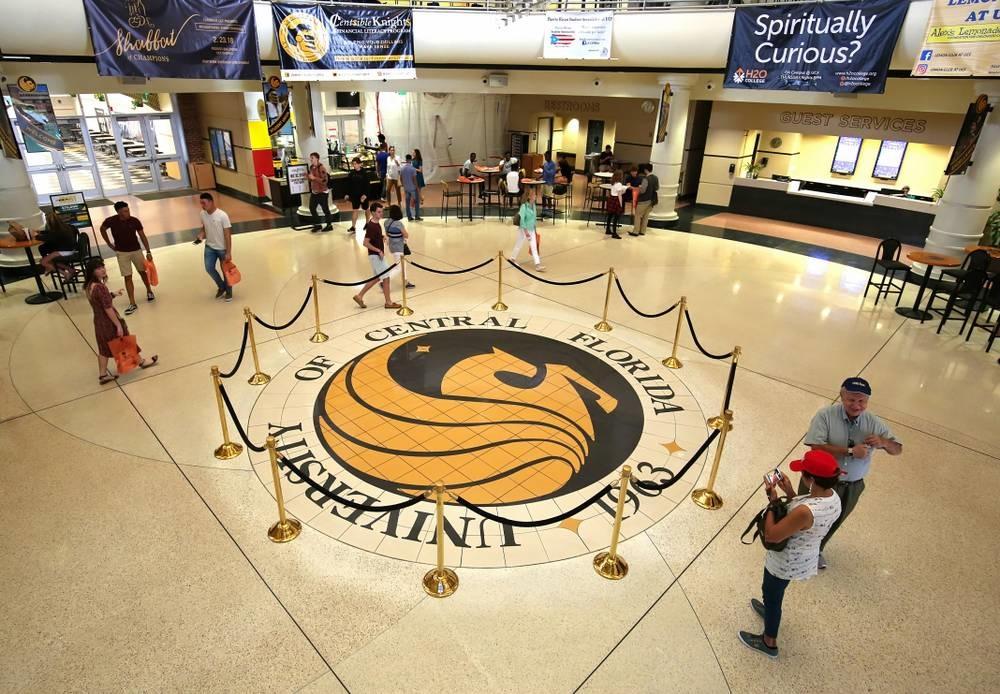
top-left (800, 377), bottom-right (902, 569)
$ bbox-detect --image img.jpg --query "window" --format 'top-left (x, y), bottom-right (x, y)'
top-left (209, 127), bottom-right (236, 171)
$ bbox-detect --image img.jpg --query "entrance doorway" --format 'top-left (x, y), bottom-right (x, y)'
top-left (586, 120), bottom-right (605, 155)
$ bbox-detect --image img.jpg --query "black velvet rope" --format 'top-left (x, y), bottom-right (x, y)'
top-left (722, 358), bottom-right (738, 411)
top-left (505, 259), bottom-right (607, 286)
top-left (684, 311), bottom-right (734, 360)
top-left (321, 263), bottom-right (397, 286)
top-left (218, 383), bottom-right (266, 453)
top-left (455, 482), bottom-right (613, 528)
top-left (218, 321), bottom-right (249, 379)
top-left (614, 276), bottom-right (680, 318)
top-left (252, 286), bottom-right (313, 331)
top-left (632, 428), bottom-right (721, 492)
top-left (282, 457), bottom-right (428, 511)
top-left (409, 257), bottom-right (494, 275)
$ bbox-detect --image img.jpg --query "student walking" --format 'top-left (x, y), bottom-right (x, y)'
top-left (197, 193), bottom-right (234, 302)
top-left (352, 202), bottom-right (401, 310)
top-left (307, 152), bottom-right (333, 232)
top-left (385, 204), bottom-right (415, 290)
top-left (400, 154), bottom-right (422, 221)
top-left (345, 156), bottom-right (371, 234)
top-left (99, 201), bottom-right (155, 315)
top-left (511, 188), bottom-right (545, 272)
top-left (605, 170), bottom-right (625, 239)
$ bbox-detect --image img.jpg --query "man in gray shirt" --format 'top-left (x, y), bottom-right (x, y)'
top-left (800, 377), bottom-right (902, 569)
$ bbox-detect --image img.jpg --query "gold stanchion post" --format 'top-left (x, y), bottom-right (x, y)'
top-left (662, 295), bottom-right (687, 369)
top-left (244, 307), bottom-right (271, 386)
top-left (691, 409), bottom-right (732, 510)
top-left (593, 465), bottom-right (632, 580)
top-left (594, 268), bottom-right (614, 333)
top-left (492, 251), bottom-right (508, 311)
top-left (708, 345), bottom-right (740, 430)
top-left (309, 275), bottom-right (329, 343)
top-left (422, 483), bottom-right (459, 597)
top-left (266, 435), bottom-right (302, 543)
top-left (396, 256), bottom-right (414, 317)
top-left (211, 366), bottom-right (244, 460)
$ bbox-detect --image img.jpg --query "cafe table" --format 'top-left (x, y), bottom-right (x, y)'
top-left (895, 251), bottom-right (961, 320)
top-left (964, 244), bottom-right (1000, 260)
top-left (474, 165), bottom-right (499, 192)
top-left (0, 237), bottom-right (64, 304)
top-left (593, 171), bottom-right (613, 180)
top-left (457, 176), bottom-right (485, 220)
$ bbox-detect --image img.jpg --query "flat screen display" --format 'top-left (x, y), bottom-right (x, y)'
top-left (872, 140), bottom-right (907, 180)
top-left (831, 136), bottom-right (863, 175)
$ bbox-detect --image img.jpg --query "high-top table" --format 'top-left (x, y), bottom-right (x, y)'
top-left (896, 251), bottom-right (961, 320)
top-left (0, 237), bottom-right (64, 304)
top-left (474, 165), bottom-right (499, 193)
top-left (457, 176), bottom-right (485, 221)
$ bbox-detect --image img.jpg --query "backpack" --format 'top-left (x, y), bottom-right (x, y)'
top-left (741, 497), bottom-right (791, 551)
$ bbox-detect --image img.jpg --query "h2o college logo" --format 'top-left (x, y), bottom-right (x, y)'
top-left (247, 313), bottom-right (707, 568)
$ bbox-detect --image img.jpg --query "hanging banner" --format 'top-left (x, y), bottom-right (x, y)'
top-left (272, 3), bottom-right (415, 81)
top-left (82, 0), bottom-right (261, 80)
top-left (945, 94), bottom-right (991, 176)
top-left (911, 0), bottom-right (1000, 77)
top-left (542, 11), bottom-right (613, 60)
top-left (724, 0), bottom-right (909, 94)
top-left (7, 78), bottom-right (63, 152)
top-left (263, 76), bottom-right (293, 137)
top-left (0, 96), bottom-right (21, 159)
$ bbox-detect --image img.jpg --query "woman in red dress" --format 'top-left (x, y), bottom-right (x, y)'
top-left (84, 258), bottom-right (157, 384)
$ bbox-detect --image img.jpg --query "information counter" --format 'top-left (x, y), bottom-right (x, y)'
top-left (729, 177), bottom-right (936, 247)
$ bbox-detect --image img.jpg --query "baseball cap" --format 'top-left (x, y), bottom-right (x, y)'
top-left (841, 377), bottom-right (872, 396)
top-left (789, 450), bottom-right (841, 478)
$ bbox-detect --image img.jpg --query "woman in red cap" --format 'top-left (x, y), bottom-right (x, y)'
top-left (739, 449), bottom-right (842, 659)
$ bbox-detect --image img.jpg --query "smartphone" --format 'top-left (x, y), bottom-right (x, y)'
top-left (763, 469), bottom-right (783, 486)
top-left (192, 238), bottom-right (203, 245)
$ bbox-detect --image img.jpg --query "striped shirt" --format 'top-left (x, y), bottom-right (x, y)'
top-left (765, 493), bottom-right (841, 581)
top-left (385, 219), bottom-right (405, 254)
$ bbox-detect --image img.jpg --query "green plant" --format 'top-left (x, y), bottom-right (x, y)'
top-left (985, 210), bottom-right (1000, 246)
top-left (932, 187), bottom-right (945, 202)
top-left (743, 160), bottom-right (763, 178)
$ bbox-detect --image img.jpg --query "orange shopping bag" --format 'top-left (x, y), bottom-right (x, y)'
top-left (143, 259), bottom-right (159, 286)
top-left (108, 335), bottom-right (140, 375)
top-left (222, 260), bottom-right (241, 286)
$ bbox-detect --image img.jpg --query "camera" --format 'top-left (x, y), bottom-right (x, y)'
top-left (593, 80), bottom-right (601, 87)
top-left (706, 82), bottom-right (715, 91)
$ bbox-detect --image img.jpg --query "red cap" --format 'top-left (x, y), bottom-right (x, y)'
top-left (789, 450), bottom-right (840, 478)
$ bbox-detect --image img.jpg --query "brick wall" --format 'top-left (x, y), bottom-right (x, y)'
top-left (176, 93), bottom-right (205, 163)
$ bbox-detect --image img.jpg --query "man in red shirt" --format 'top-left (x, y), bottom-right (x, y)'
top-left (99, 201), bottom-right (154, 315)
top-left (306, 152), bottom-right (333, 232)
top-left (351, 202), bottom-right (400, 310)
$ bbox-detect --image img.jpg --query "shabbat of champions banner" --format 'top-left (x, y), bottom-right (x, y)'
top-left (272, 3), bottom-right (415, 81)
top-left (911, 0), bottom-right (1000, 77)
top-left (724, 0), bottom-right (909, 93)
top-left (82, 0), bottom-right (261, 80)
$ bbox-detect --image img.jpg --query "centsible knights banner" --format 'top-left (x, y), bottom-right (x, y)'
top-left (82, 0), bottom-right (262, 80)
top-left (911, 0), bottom-right (1000, 77)
top-left (272, 3), bottom-right (416, 81)
top-left (724, 0), bottom-right (909, 94)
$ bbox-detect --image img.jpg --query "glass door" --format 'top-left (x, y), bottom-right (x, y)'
top-left (87, 113), bottom-right (127, 197)
top-left (18, 117), bottom-right (102, 204)
top-left (115, 116), bottom-right (157, 194)
top-left (146, 115), bottom-right (186, 190)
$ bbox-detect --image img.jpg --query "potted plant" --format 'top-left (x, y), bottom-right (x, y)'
top-left (985, 209), bottom-right (1000, 246)
top-left (743, 160), bottom-right (763, 179)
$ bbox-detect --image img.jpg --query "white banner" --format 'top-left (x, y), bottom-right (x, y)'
top-left (911, 0), bottom-right (1000, 77)
top-left (543, 12), bottom-right (613, 60)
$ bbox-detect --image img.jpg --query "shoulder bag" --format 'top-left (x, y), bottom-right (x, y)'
top-left (741, 496), bottom-right (792, 551)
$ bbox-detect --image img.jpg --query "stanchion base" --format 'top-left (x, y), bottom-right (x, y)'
top-left (491, 301), bottom-right (508, 311)
top-left (691, 488), bottom-right (723, 510)
top-left (214, 441), bottom-right (244, 460)
top-left (309, 332), bottom-right (330, 343)
top-left (707, 415), bottom-right (733, 432)
top-left (593, 551), bottom-right (629, 580)
top-left (396, 306), bottom-right (414, 317)
top-left (248, 372), bottom-right (272, 386)
top-left (268, 518), bottom-right (302, 543)
top-left (594, 320), bottom-right (613, 333)
top-left (662, 356), bottom-right (683, 369)
top-left (422, 568), bottom-right (459, 597)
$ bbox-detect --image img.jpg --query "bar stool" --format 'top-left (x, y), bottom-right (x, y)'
top-left (933, 268), bottom-right (988, 332)
top-left (440, 181), bottom-right (464, 223)
top-left (586, 186), bottom-right (608, 227)
top-left (926, 249), bottom-right (990, 316)
top-left (965, 276), bottom-right (1000, 352)
top-left (863, 239), bottom-right (909, 306)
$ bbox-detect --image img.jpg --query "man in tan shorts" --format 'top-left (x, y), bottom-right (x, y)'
top-left (99, 201), bottom-right (154, 315)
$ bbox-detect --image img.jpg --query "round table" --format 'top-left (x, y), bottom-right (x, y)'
top-left (475, 166), bottom-right (499, 192)
top-left (964, 244), bottom-right (1000, 259)
top-left (593, 171), bottom-right (613, 180)
top-left (457, 176), bottom-right (485, 220)
top-left (0, 237), bottom-right (64, 305)
top-left (895, 251), bottom-right (961, 320)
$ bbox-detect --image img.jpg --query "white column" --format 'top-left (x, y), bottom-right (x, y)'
top-left (0, 157), bottom-right (43, 270)
top-left (289, 83), bottom-right (336, 221)
top-left (649, 75), bottom-right (697, 226)
top-left (920, 82), bottom-right (1000, 267)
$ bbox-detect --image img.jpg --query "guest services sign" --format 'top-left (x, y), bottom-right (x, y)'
top-left (272, 3), bottom-right (416, 81)
top-left (82, 0), bottom-right (262, 80)
top-left (724, 0), bottom-right (908, 93)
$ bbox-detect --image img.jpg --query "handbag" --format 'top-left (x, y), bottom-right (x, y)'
top-left (108, 334), bottom-right (140, 375)
top-left (222, 260), bottom-right (241, 286)
top-left (741, 496), bottom-right (792, 551)
top-left (403, 242), bottom-right (412, 256)
top-left (143, 258), bottom-right (159, 287)
top-left (513, 213), bottom-right (521, 227)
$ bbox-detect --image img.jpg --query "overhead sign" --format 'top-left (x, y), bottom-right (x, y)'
top-left (49, 193), bottom-right (94, 231)
top-left (82, 0), bottom-right (261, 80)
top-left (945, 94), bottom-right (991, 176)
top-left (6, 79), bottom-right (63, 153)
top-left (724, 0), bottom-right (909, 93)
top-left (272, 3), bottom-right (415, 81)
top-left (542, 11), bottom-right (613, 60)
top-left (912, 0), bottom-right (1000, 77)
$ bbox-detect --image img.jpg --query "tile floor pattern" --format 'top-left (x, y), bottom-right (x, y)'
top-left (1, 213), bottom-right (999, 692)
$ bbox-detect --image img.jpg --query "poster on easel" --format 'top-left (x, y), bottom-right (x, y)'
top-left (287, 163), bottom-right (309, 195)
top-left (49, 192), bottom-right (94, 231)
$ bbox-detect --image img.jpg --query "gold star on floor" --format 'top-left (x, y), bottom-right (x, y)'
top-left (559, 517), bottom-right (582, 534)
top-left (415, 345), bottom-right (431, 353)
top-left (662, 440), bottom-right (685, 455)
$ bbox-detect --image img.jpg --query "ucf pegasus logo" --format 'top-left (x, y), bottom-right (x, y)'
top-left (278, 12), bottom-right (329, 64)
top-left (314, 330), bottom-right (644, 506)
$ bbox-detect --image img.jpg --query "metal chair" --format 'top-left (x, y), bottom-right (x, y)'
top-left (933, 268), bottom-right (988, 333)
top-left (965, 277), bottom-right (1000, 352)
top-left (586, 186), bottom-right (608, 227)
top-left (440, 181), bottom-right (464, 223)
top-left (863, 239), bottom-right (909, 306)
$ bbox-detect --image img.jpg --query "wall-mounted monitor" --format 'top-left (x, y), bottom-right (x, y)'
top-left (831, 136), bottom-right (863, 175)
top-left (872, 140), bottom-right (907, 180)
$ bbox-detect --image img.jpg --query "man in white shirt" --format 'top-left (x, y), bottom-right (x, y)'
top-left (196, 192), bottom-right (234, 302)
top-left (384, 145), bottom-right (402, 206)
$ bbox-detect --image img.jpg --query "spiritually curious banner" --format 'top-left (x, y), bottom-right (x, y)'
top-left (542, 11), bottom-right (613, 60)
top-left (82, 0), bottom-right (262, 80)
top-left (724, 0), bottom-right (909, 93)
top-left (911, 0), bottom-right (1000, 77)
top-left (272, 3), bottom-right (416, 81)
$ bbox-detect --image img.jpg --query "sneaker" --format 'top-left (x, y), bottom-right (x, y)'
top-left (124, 304), bottom-right (138, 315)
top-left (146, 291), bottom-right (155, 302)
top-left (225, 290), bottom-right (233, 303)
top-left (628, 231), bottom-right (640, 237)
top-left (534, 264), bottom-right (546, 272)
top-left (415, 216), bottom-right (424, 221)
top-left (612, 233), bottom-right (622, 239)
top-left (405, 282), bottom-right (416, 289)
top-left (738, 631), bottom-right (778, 659)
top-left (407, 217), bottom-right (414, 221)
top-left (311, 225), bottom-right (321, 233)
top-left (818, 553), bottom-right (827, 570)
top-left (322, 224), bottom-right (333, 232)
top-left (215, 288), bottom-right (226, 299)
top-left (348, 226), bottom-right (355, 233)
top-left (750, 598), bottom-right (765, 620)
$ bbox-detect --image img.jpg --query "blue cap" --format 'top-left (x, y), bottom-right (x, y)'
top-left (841, 377), bottom-right (872, 396)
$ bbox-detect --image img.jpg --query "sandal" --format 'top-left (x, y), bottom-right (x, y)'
top-left (139, 355), bottom-right (159, 369)
top-left (99, 372), bottom-right (118, 385)
top-left (352, 295), bottom-right (366, 309)
top-left (384, 302), bottom-right (402, 309)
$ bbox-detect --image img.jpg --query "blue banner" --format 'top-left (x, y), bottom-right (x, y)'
top-left (7, 80), bottom-right (63, 152)
top-left (724, 0), bottom-right (909, 94)
top-left (83, 0), bottom-right (261, 80)
top-left (272, 3), bottom-right (415, 81)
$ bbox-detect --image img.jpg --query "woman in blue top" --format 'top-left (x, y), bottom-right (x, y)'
top-left (413, 148), bottom-right (426, 204)
top-left (511, 188), bottom-right (545, 272)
